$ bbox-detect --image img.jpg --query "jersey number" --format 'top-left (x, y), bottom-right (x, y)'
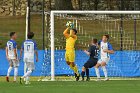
top-left (95, 49), bottom-right (99, 58)
top-left (9, 45), bottom-right (12, 50)
top-left (27, 45), bottom-right (30, 51)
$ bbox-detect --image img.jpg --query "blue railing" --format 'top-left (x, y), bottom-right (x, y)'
top-left (0, 50), bottom-right (140, 77)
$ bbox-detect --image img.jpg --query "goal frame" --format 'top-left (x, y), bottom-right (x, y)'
top-left (49, 11), bottom-right (140, 81)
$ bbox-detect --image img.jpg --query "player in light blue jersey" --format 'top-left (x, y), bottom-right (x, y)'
top-left (20, 32), bottom-right (38, 84)
top-left (6, 32), bottom-right (19, 82)
top-left (95, 35), bottom-right (114, 81)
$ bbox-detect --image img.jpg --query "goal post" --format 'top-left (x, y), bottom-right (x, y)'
top-left (45, 11), bottom-right (140, 81)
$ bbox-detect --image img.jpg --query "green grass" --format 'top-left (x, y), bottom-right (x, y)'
top-left (1, 80), bottom-right (140, 93)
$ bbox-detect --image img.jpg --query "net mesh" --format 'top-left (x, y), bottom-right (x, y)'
top-left (40, 13), bottom-right (140, 81)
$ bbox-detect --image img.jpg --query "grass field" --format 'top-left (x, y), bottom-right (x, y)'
top-left (1, 79), bottom-right (140, 93)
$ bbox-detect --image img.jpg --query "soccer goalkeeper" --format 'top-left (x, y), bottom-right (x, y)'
top-left (63, 22), bottom-right (80, 81)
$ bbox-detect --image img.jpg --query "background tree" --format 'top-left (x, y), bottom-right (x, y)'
top-left (94, 0), bottom-right (99, 10)
top-left (54, 0), bottom-right (73, 10)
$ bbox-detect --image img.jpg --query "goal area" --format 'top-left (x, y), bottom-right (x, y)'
top-left (40, 11), bottom-right (140, 81)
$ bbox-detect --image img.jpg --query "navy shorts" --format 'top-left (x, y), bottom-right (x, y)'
top-left (84, 58), bottom-right (98, 68)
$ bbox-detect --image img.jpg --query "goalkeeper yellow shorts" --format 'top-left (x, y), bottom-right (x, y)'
top-left (65, 50), bottom-right (75, 62)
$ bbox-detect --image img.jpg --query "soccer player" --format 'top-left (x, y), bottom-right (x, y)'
top-left (6, 32), bottom-right (19, 82)
top-left (20, 32), bottom-right (38, 84)
top-left (81, 39), bottom-right (99, 81)
top-left (95, 35), bottom-right (114, 81)
top-left (63, 27), bottom-right (80, 81)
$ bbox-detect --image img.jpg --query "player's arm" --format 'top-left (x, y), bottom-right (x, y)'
top-left (14, 48), bottom-right (17, 60)
top-left (84, 50), bottom-right (90, 56)
top-left (103, 43), bottom-right (114, 54)
top-left (19, 42), bottom-right (24, 60)
top-left (5, 47), bottom-right (9, 60)
top-left (63, 28), bottom-right (70, 38)
top-left (13, 42), bottom-right (17, 60)
top-left (97, 40), bottom-right (101, 48)
top-left (104, 49), bottom-right (114, 54)
top-left (34, 42), bottom-right (38, 62)
top-left (20, 48), bottom-right (23, 60)
top-left (69, 29), bottom-right (77, 39)
top-left (35, 50), bottom-right (38, 62)
top-left (84, 46), bottom-right (92, 56)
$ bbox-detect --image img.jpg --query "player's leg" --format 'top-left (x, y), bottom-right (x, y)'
top-left (70, 62), bottom-right (80, 81)
top-left (14, 67), bottom-right (18, 82)
top-left (94, 60), bottom-right (101, 81)
top-left (13, 60), bottom-right (19, 82)
top-left (85, 68), bottom-right (89, 81)
top-left (20, 62), bottom-right (33, 84)
top-left (66, 61), bottom-right (78, 78)
top-left (101, 61), bottom-right (109, 81)
top-left (81, 66), bottom-right (86, 81)
top-left (81, 61), bottom-right (91, 81)
top-left (6, 60), bottom-right (13, 82)
top-left (20, 69), bottom-right (32, 84)
top-left (66, 50), bottom-right (80, 81)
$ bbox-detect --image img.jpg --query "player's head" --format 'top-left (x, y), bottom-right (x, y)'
top-left (10, 32), bottom-right (17, 40)
top-left (72, 29), bottom-right (77, 35)
top-left (28, 32), bottom-right (34, 39)
top-left (102, 34), bottom-right (109, 42)
top-left (92, 38), bottom-right (98, 44)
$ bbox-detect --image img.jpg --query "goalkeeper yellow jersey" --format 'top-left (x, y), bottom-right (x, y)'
top-left (66, 36), bottom-right (77, 50)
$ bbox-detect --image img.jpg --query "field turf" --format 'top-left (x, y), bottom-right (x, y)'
top-left (0, 79), bottom-right (140, 93)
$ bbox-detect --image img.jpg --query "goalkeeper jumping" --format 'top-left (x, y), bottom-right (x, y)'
top-left (63, 22), bottom-right (80, 81)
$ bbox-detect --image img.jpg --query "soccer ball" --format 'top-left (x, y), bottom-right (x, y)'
top-left (66, 21), bottom-right (74, 28)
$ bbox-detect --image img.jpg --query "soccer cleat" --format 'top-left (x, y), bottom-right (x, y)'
top-left (86, 77), bottom-right (90, 81)
top-left (24, 78), bottom-right (26, 81)
top-left (104, 78), bottom-right (109, 81)
top-left (6, 76), bottom-right (9, 82)
top-left (96, 78), bottom-right (101, 81)
top-left (81, 78), bottom-right (84, 81)
top-left (74, 73), bottom-right (77, 78)
top-left (13, 81), bottom-right (17, 83)
top-left (25, 81), bottom-right (31, 85)
top-left (76, 74), bottom-right (80, 81)
top-left (20, 77), bottom-right (24, 84)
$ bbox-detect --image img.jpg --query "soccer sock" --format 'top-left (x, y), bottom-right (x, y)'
top-left (26, 76), bottom-right (30, 82)
top-left (7, 66), bottom-right (13, 77)
top-left (14, 67), bottom-right (18, 81)
top-left (69, 64), bottom-right (74, 70)
top-left (81, 71), bottom-right (85, 79)
top-left (102, 66), bottom-right (108, 78)
top-left (95, 68), bottom-right (100, 79)
top-left (86, 69), bottom-right (89, 78)
top-left (73, 65), bottom-right (79, 76)
top-left (69, 64), bottom-right (79, 76)
top-left (22, 70), bottom-right (32, 78)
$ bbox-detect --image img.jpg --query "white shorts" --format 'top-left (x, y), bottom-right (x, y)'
top-left (98, 58), bottom-right (110, 64)
top-left (9, 59), bottom-right (19, 67)
top-left (25, 62), bottom-right (35, 71)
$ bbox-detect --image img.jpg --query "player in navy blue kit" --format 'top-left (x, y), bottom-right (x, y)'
top-left (6, 32), bottom-right (19, 82)
top-left (20, 32), bottom-right (38, 84)
top-left (81, 39), bottom-right (99, 81)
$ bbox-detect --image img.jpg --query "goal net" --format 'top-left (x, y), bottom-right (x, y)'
top-left (40, 11), bottom-right (140, 81)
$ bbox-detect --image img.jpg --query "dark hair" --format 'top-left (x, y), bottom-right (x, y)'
top-left (103, 34), bottom-right (109, 40)
top-left (10, 32), bottom-right (16, 37)
top-left (28, 32), bottom-right (34, 39)
top-left (72, 29), bottom-right (77, 34)
top-left (93, 38), bottom-right (97, 44)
